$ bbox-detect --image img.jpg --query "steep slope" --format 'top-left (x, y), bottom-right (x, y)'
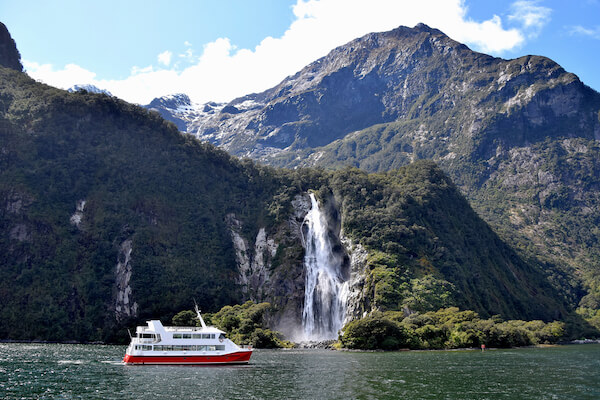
top-left (144, 94), bottom-right (204, 132)
top-left (0, 64), bottom-right (572, 341)
top-left (0, 66), bottom-right (284, 341)
top-left (183, 24), bottom-right (599, 164)
top-left (0, 24), bottom-right (581, 342)
top-left (68, 84), bottom-right (113, 96)
top-left (0, 22), bottom-right (22, 71)
top-left (169, 23), bottom-right (600, 320)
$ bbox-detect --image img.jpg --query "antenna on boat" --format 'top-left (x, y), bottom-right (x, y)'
top-left (193, 299), bottom-right (207, 329)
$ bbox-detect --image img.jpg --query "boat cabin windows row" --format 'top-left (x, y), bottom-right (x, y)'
top-left (154, 345), bottom-right (225, 352)
top-left (138, 333), bottom-right (156, 338)
top-left (134, 345), bottom-right (153, 351)
top-left (172, 333), bottom-right (216, 339)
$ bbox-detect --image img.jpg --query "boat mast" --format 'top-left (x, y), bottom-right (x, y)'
top-left (194, 300), bottom-right (207, 329)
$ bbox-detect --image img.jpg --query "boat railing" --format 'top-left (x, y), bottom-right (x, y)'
top-left (163, 326), bottom-right (205, 332)
top-left (130, 337), bottom-right (161, 344)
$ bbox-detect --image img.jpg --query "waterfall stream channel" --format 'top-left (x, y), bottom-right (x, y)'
top-left (301, 193), bottom-right (349, 341)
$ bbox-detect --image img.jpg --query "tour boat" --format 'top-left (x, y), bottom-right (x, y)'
top-left (123, 305), bottom-right (252, 365)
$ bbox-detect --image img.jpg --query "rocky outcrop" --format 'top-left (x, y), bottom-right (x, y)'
top-left (0, 22), bottom-right (22, 71)
top-left (340, 235), bottom-right (371, 323)
top-left (157, 24), bottom-right (598, 170)
top-left (114, 239), bottom-right (138, 321)
top-left (226, 215), bottom-right (277, 301)
top-left (144, 94), bottom-right (204, 132)
top-left (69, 199), bottom-right (86, 228)
top-left (9, 223), bottom-right (29, 242)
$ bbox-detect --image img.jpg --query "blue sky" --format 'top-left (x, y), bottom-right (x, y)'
top-left (1, 0), bottom-right (598, 104)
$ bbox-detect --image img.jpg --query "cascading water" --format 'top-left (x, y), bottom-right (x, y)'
top-left (301, 193), bottom-right (349, 341)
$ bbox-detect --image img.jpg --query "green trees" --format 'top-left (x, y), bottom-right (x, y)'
top-left (339, 308), bottom-right (566, 350)
top-left (340, 312), bottom-right (418, 350)
top-left (205, 301), bottom-right (292, 348)
top-left (171, 310), bottom-right (198, 327)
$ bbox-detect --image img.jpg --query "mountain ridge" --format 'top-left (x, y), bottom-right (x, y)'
top-left (0, 22), bottom-right (22, 72)
top-left (147, 23), bottom-right (600, 328)
top-left (0, 22), bottom-right (596, 342)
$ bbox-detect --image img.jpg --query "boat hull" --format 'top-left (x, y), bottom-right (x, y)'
top-left (123, 350), bottom-right (252, 365)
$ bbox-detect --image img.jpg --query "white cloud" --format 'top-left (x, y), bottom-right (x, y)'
top-left (24, 0), bottom-right (536, 105)
top-left (568, 25), bottom-right (600, 40)
top-left (157, 50), bottom-right (172, 66)
top-left (508, 0), bottom-right (552, 37)
top-left (23, 61), bottom-right (97, 89)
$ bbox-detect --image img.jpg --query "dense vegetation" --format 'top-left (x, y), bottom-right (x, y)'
top-left (339, 308), bottom-right (566, 350)
top-left (204, 301), bottom-right (292, 348)
top-left (325, 165), bottom-right (566, 320)
top-left (171, 302), bottom-right (291, 348)
top-left (0, 66), bottom-right (284, 342)
top-left (169, 22), bottom-right (600, 332)
top-left (0, 23), bottom-right (595, 343)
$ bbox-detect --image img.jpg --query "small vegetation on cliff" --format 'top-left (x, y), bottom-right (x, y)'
top-left (339, 308), bottom-right (565, 350)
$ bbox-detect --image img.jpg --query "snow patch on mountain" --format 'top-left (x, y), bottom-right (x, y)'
top-left (68, 84), bottom-right (112, 96)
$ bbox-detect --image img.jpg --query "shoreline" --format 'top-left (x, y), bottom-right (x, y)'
top-left (2, 338), bottom-right (599, 350)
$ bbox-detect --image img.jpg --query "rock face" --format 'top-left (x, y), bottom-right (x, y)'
top-left (144, 94), bottom-right (205, 132)
top-left (155, 23), bottom-right (600, 312)
top-left (114, 239), bottom-right (138, 321)
top-left (341, 235), bottom-right (370, 322)
top-left (0, 22), bottom-right (22, 72)
top-left (68, 84), bottom-right (112, 96)
top-left (226, 214), bottom-right (277, 300)
top-left (162, 23), bottom-right (598, 167)
top-left (69, 199), bottom-right (86, 228)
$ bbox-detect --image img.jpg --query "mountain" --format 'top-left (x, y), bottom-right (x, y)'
top-left (0, 23), bottom-right (577, 342)
top-left (144, 93), bottom-right (206, 132)
top-left (157, 24), bottom-right (600, 324)
top-left (68, 84), bottom-right (113, 97)
top-left (0, 22), bottom-right (22, 71)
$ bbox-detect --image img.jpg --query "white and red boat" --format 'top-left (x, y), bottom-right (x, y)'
top-left (123, 305), bottom-right (252, 365)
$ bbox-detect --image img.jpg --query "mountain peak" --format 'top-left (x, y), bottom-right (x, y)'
top-left (413, 22), bottom-right (438, 33)
top-left (147, 93), bottom-right (192, 109)
top-left (0, 22), bottom-right (23, 72)
top-left (68, 84), bottom-right (113, 96)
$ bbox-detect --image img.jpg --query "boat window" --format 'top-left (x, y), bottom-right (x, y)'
top-left (173, 333), bottom-right (182, 339)
top-left (192, 334), bottom-right (202, 339)
top-left (154, 344), bottom-right (226, 352)
top-left (182, 333), bottom-right (192, 339)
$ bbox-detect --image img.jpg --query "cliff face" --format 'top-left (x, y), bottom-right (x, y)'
top-left (0, 22), bottom-right (22, 72)
top-left (0, 23), bottom-right (584, 342)
top-left (151, 23), bottom-right (600, 316)
top-left (170, 24), bottom-right (598, 168)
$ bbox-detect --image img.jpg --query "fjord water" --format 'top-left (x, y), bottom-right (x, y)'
top-left (1, 343), bottom-right (599, 399)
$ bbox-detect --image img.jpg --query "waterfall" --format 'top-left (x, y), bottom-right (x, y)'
top-left (301, 193), bottom-right (349, 341)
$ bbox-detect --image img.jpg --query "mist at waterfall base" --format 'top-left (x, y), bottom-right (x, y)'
top-left (296, 193), bottom-right (350, 343)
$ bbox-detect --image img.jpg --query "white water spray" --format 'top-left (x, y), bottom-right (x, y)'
top-left (301, 193), bottom-right (349, 341)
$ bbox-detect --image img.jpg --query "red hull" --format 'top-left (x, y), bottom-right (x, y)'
top-left (123, 350), bottom-right (252, 365)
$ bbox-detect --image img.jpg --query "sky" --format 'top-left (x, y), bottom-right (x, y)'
top-left (1, 0), bottom-right (599, 105)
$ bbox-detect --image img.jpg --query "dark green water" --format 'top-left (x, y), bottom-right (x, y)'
top-left (1, 343), bottom-right (599, 399)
